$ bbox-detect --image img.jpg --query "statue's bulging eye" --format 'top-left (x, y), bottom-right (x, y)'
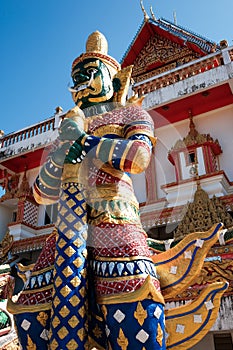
top-left (87, 68), bottom-right (98, 75)
top-left (73, 73), bottom-right (80, 83)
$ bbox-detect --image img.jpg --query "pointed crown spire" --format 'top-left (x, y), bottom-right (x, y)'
top-left (72, 31), bottom-right (121, 77)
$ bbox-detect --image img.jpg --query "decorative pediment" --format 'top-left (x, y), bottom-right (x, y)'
top-left (133, 33), bottom-right (196, 78)
top-left (122, 18), bottom-right (218, 83)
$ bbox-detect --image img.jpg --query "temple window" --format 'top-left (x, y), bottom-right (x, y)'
top-left (187, 151), bottom-right (196, 165)
top-left (44, 203), bottom-right (58, 225)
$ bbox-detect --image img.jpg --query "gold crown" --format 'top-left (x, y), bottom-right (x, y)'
top-left (72, 31), bottom-right (121, 76)
top-left (86, 31), bottom-right (108, 54)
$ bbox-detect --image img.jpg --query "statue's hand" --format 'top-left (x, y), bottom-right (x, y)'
top-left (58, 118), bottom-right (84, 141)
top-left (64, 106), bottom-right (86, 130)
top-left (65, 141), bottom-right (86, 164)
top-left (51, 141), bottom-right (72, 166)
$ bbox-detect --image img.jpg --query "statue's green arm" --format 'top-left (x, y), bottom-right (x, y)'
top-left (33, 141), bottom-right (72, 204)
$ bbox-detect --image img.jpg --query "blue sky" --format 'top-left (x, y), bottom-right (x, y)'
top-left (1, 0), bottom-right (232, 135)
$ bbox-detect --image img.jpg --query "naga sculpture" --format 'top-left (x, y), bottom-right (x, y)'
top-left (7, 31), bottom-right (228, 350)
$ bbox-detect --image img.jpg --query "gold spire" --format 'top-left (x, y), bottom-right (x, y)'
top-left (150, 6), bottom-right (156, 21)
top-left (169, 110), bottom-right (222, 152)
top-left (140, 0), bottom-right (149, 22)
top-left (188, 110), bottom-right (198, 139)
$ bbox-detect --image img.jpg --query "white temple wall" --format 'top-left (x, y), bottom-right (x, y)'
top-left (131, 172), bottom-right (147, 203)
top-left (153, 104), bottom-right (233, 201)
top-left (0, 204), bottom-right (13, 241)
top-left (26, 167), bottom-right (40, 188)
top-left (194, 104), bottom-right (233, 181)
top-left (155, 119), bottom-right (192, 199)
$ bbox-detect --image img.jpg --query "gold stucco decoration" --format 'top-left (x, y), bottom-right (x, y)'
top-left (113, 65), bottom-right (133, 105)
top-left (73, 257), bottom-right (83, 268)
top-left (93, 324), bottom-right (103, 338)
top-left (58, 326), bottom-right (69, 339)
top-left (26, 335), bottom-right (36, 350)
top-left (0, 230), bottom-right (13, 260)
top-left (52, 316), bottom-right (60, 328)
top-left (78, 305), bottom-right (86, 318)
top-left (170, 113), bottom-right (222, 152)
top-left (117, 328), bottom-right (129, 350)
top-left (60, 285), bottom-right (71, 298)
top-left (54, 276), bottom-right (62, 288)
top-left (66, 339), bottom-right (79, 349)
top-left (56, 256), bottom-right (65, 266)
top-left (64, 246), bottom-right (76, 258)
top-left (70, 276), bottom-right (81, 287)
top-left (69, 295), bottom-right (80, 307)
top-left (59, 305), bottom-right (70, 318)
top-left (174, 184), bottom-right (233, 240)
top-left (68, 315), bottom-right (79, 328)
top-left (101, 305), bottom-right (108, 320)
top-left (156, 323), bottom-right (163, 347)
top-left (36, 311), bottom-right (48, 327)
top-left (62, 266), bottom-right (73, 278)
top-left (50, 339), bottom-right (59, 350)
top-left (134, 301), bottom-right (147, 326)
top-left (53, 296), bottom-right (60, 308)
top-left (77, 327), bottom-right (86, 341)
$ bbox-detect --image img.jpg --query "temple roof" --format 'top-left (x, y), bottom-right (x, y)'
top-left (121, 17), bottom-right (219, 83)
top-left (122, 17), bottom-right (217, 66)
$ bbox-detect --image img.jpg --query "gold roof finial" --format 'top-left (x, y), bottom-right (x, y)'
top-left (150, 6), bottom-right (156, 21)
top-left (188, 110), bottom-right (198, 139)
top-left (140, 0), bottom-right (149, 22)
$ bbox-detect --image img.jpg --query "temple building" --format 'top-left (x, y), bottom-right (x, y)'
top-left (0, 8), bottom-right (233, 350)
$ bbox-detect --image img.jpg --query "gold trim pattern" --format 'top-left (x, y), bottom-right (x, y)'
top-left (97, 275), bottom-right (164, 305)
top-left (7, 298), bottom-right (51, 314)
top-left (96, 273), bottom-right (152, 282)
top-left (152, 223), bottom-right (223, 299)
top-left (165, 281), bottom-right (228, 349)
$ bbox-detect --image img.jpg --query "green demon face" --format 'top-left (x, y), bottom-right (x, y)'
top-left (71, 58), bottom-right (114, 109)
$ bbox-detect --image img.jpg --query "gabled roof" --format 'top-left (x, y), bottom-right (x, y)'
top-left (121, 17), bottom-right (218, 69)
